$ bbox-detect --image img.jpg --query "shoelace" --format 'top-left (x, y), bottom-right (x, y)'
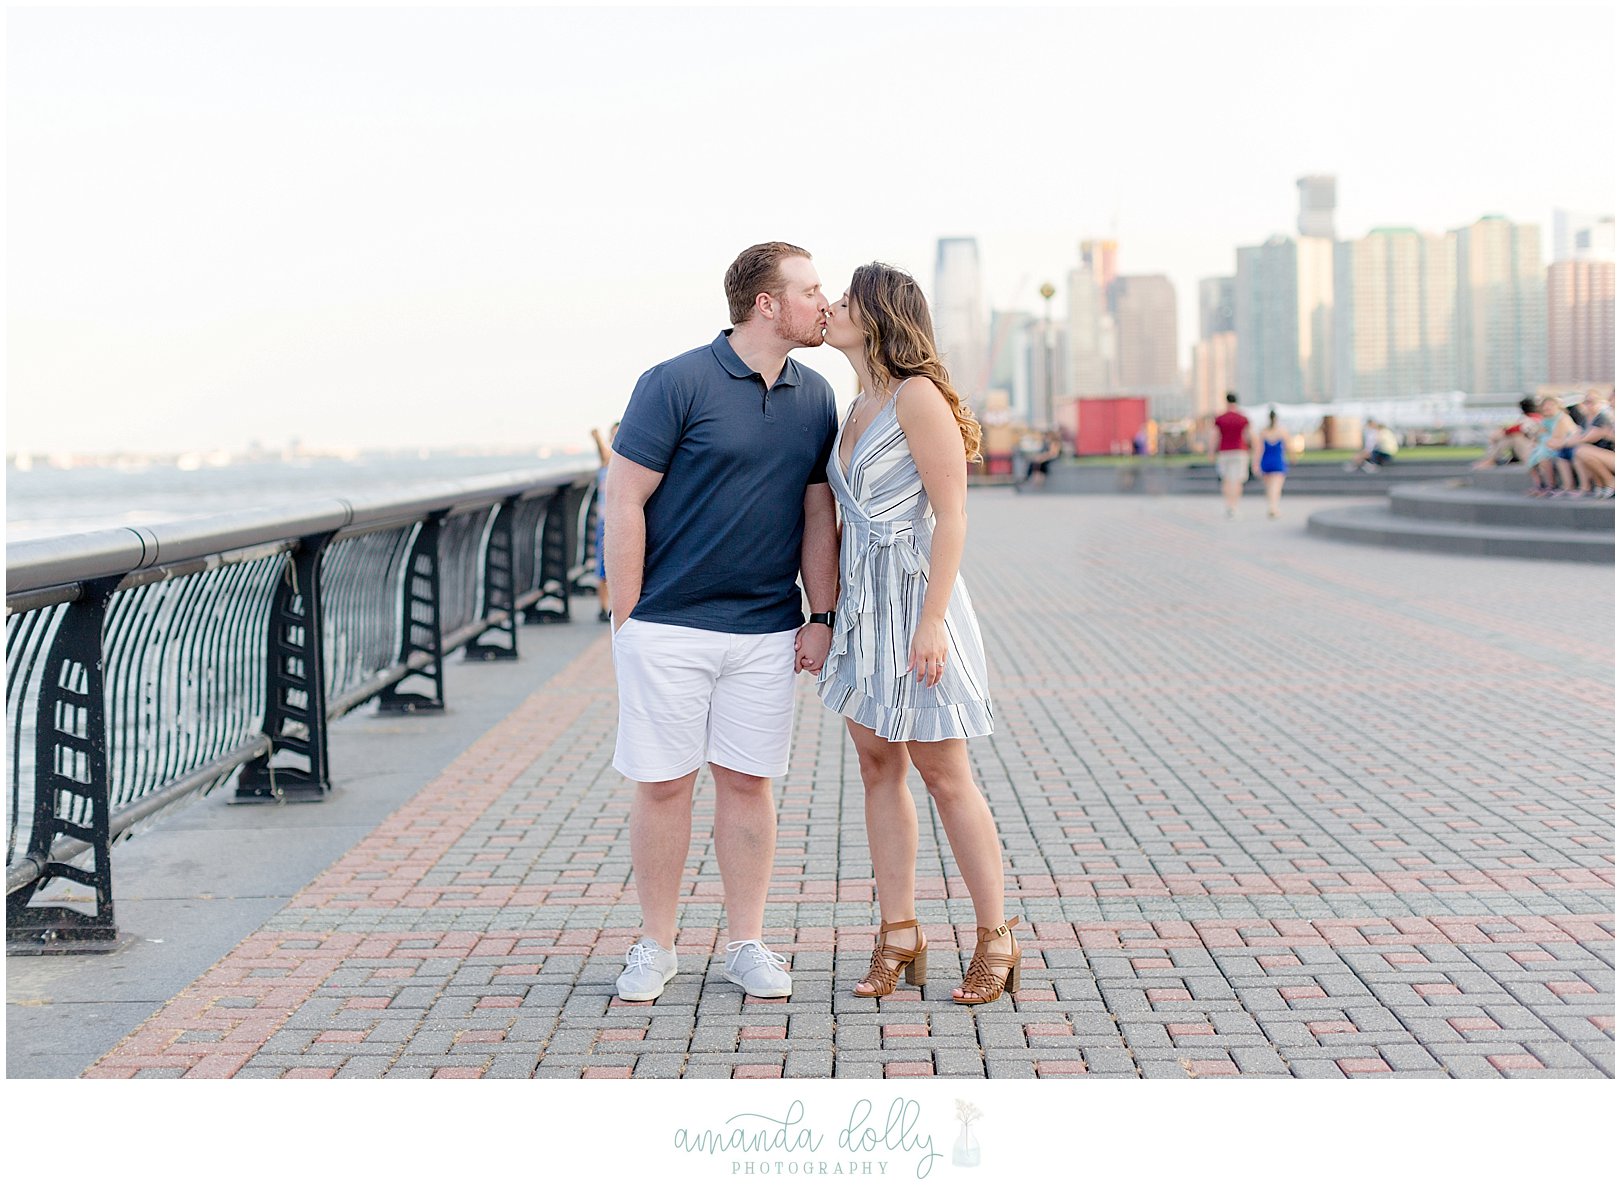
top-left (624, 941), bottom-right (666, 973)
top-left (725, 940), bottom-right (787, 970)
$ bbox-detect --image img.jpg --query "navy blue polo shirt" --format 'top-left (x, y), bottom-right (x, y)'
top-left (613, 330), bottom-right (838, 633)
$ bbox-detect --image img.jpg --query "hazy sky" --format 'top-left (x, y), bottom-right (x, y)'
top-left (6, 2), bottom-right (1615, 455)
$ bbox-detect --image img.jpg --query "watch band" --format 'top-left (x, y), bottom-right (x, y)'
top-left (808, 611), bottom-right (836, 628)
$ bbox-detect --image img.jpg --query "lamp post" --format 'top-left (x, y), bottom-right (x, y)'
top-left (1039, 282), bottom-right (1056, 430)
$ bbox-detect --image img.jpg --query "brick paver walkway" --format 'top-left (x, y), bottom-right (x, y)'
top-left (83, 493), bottom-right (1614, 1078)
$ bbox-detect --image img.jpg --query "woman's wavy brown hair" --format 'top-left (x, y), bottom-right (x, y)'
top-left (848, 262), bottom-right (982, 462)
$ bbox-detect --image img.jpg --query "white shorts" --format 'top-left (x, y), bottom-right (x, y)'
top-left (1217, 450), bottom-right (1251, 483)
top-left (610, 618), bottom-right (799, 782)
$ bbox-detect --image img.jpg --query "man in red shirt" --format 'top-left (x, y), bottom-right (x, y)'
top-left (1208, 393), bottom-right (1252, 519)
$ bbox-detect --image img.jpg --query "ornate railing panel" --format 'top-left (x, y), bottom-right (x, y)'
top-left (7, 603), bottom-right (66, 868)
top-left (104, 551), bottom-right (287, 816)
top-left (321, 525), bottom-right (416, 707)
top-left (5, 465), bottom-right (596, 952)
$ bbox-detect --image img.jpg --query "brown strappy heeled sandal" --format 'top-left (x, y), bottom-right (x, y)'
top-left (853, 919), bottom-right (927, 997)
top-left (953, 916), bottom-right (1022, 1004)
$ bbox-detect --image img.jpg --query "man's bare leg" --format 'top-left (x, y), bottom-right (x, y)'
top-left (629, 771), bottom-right (699, 948)
top-left (710, 763), bottom-right (776, 945)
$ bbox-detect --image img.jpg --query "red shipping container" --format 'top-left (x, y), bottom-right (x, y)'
top-left (1059, 397), bottom-right (1149, 456)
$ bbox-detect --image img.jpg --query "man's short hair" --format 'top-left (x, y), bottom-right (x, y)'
top-left (725, 242), bottom-right (812, 325)
top-left (1225, 393), bottom-right (1239, 405)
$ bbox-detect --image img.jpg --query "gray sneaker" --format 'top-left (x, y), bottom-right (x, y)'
top-left (615, 938), bottom-right (678, 1002)
top-left (723, 939), bottom-right (792, 998)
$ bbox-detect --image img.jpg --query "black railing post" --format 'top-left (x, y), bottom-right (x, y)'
top-left (464, 498), bottom-right (520, 661)
top-left (525, 484), bottom-right (581, 624)
top-left (7, 576), bottom-right (121, 953)
top-left (378, 514), bottom-right (447, 713)
top-left (573, 477), bottom-right (601, 597)
top-left (236, 532), bottom-right (335, 801)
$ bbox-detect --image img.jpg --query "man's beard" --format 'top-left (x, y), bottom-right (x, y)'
top-left (778, 305), bottom-right (826, 349)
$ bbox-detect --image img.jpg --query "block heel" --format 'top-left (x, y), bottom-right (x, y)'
top-left (854, 919), bottom-right (927, 998)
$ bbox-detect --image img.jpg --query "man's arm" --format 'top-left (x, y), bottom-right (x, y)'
top-left (795, 482), bottom-right (839, 674)
top-left (604, 451), bottom-right (664, 629)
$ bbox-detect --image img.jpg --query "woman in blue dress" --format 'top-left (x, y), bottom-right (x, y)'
top-left (818, 263), bottom-right (1019, 1005)
top-left (1254, 408), bottom-right (1292, 519)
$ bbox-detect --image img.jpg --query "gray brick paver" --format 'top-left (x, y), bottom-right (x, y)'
top-left (69, 494), bottom-right (1612, 1081)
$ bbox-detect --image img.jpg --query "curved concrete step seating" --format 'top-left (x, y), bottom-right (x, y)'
top-left (1175, 459), bottom-right (1477, 497)
top-left (1039, 457), bottom-right (1477, 496)
top-left (1307, 466), bottom-right (1615, 563)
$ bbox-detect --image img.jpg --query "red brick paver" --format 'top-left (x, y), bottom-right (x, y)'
top-left (66, 496), bottom-right (1612, 1081)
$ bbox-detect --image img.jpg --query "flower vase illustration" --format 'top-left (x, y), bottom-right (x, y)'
top-left (952, 1099), bottom-right (982, 1167)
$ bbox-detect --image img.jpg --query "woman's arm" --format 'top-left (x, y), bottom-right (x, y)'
top-left (895, 378), bottom-right (967, 687)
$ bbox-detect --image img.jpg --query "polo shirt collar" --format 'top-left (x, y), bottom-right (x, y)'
top-left (712, 330), bottom-right (801, 387)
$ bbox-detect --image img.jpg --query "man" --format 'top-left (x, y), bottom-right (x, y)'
top-left (1347, 418), bottom-right (1398, 472)
top-left (1472, 398), bottom-right (1540, 469)
top-left (604, 242), bottom-right (839, 1002)
top-left (1208, 393), bottom-right (1251, 519)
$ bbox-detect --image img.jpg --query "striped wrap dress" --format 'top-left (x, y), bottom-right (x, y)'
top-left (817, 381), bottom-right (995, 742)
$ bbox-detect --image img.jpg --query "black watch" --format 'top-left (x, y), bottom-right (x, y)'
top-left (808, 611), bottom-right (836, 628)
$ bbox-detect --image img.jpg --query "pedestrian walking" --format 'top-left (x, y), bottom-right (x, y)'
top-left (1209, 393), bottom-right (1251, 519)
top-left (1253, 408), bottom-right (1292, 518)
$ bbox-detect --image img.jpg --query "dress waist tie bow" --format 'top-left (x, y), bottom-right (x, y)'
top-left (822, 515), bottom-right (931, 685)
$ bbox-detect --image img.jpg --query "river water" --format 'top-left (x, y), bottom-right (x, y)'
top-left (5, 450), bottom-right (593, 542)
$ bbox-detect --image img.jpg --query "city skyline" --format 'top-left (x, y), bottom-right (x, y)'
top-left (6, 4), bottom-right (1614, 454)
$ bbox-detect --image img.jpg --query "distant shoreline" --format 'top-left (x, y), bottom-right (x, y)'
top-left (5, 450), bottom-right (592, 542)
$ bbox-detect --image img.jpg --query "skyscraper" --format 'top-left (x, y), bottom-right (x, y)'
top-left (1235, 237), bottom-right (1302, 404)
top-left (1199, 276), bottom-right (1235, 338)
top-left (988, 309), bottom-right (1037, 422)
top-left (1547, 259), bottom-right (1615, 384)
top-left (933, 237), bottom-right (988, 399)
top-left (1234, 232), bottom-right (1335, 405)
top-left (1454, 216), bottom-right (1546, 394)
top-left (1297, 175), bottom-right (1336, 239)
top-left (1079, 239), bottom-right (1118, 295)
top-left (1554, 209), bottom-right (1617, 263)
top-left (1067, 254), bottom-right (1114, 396)
top-left (1575, 218), bottom-right (1617, 262)
top-left (1333, 228), bottom-right (1457, 400)
top-left (1296, 237), bottom-right (1335, 400)
top-left (1110, 275), bottom-right (1180, 402)
top-left (1191, 333), bottom-right (1237, 420)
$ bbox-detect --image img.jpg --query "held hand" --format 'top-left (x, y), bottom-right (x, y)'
top-left (795, 623), bottom-right (832, 674)
top-left (908, 617), bottom-right (949, 688)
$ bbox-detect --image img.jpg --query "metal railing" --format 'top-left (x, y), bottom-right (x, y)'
top-left (5, 465), bottom-right (598, 952)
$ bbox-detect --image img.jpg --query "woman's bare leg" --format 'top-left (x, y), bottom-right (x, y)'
top-left (905, 738), bottom-right (1012, 997)
top-left (845, 720), bottom-right (919, 993)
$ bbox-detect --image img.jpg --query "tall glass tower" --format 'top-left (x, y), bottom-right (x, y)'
top-left (1297, 175), bottom-right (1337, 240)
top-left (933, 237), bottom-right (988, 398)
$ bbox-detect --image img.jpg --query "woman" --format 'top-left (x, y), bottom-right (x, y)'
top-left (818, 262), bottom-right (1018, 1005)
top-left (1526, 396), bottom-right (1578, 495)
top-left (1252, 408), bottom-right (1291, 518)
top-left (1562, 390), bottom-right (1614, 497)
